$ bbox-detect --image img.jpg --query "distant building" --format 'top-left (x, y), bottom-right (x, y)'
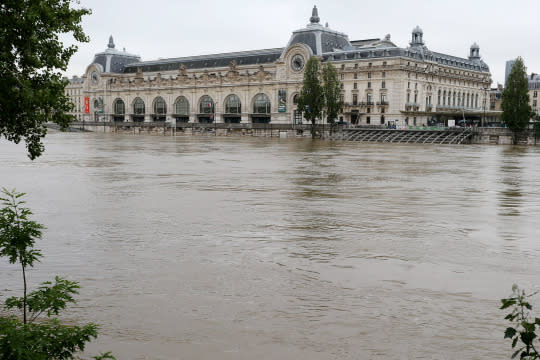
top-left (529, 74), bottom-right (540, 118)
top-left (65, 6), bottom-right (493, 127)
top-left (504, 60), bottom-right (515, 87)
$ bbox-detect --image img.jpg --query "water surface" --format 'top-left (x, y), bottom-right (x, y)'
top-left (1, 133), bottom-right (540, 359)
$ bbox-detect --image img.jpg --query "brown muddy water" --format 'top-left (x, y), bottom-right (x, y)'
top-left (1, 132), bottom-right (540, 359)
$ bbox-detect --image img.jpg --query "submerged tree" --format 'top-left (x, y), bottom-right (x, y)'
top-left (0, 0), bottom-right (91, 159)
top-left (297, 57), bottom-right (324, 139)
top-left (0, 188), bottom-right (114, 359)
top-left (321, 62), bottom-right (342, 132)
top-left (501, 57), bottom-right (534, 144)
top-left (501, 284), bottom-right (540, 359)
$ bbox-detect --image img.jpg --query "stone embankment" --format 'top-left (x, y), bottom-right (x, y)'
top-left (57, 122), bottom-right (539, 145)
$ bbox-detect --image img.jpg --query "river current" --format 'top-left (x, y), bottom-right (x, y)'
top-left (1, 132), bottom-right (540, 359)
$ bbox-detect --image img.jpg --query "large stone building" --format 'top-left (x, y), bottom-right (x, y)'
top-left (66, 6), bottom-right (493, 127)
top-left (529, 74), bottom-right (539, 119)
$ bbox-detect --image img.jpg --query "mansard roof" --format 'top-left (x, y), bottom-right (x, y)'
top-left (323, 36), bottom-right (489, 72)
top-left (92, 36), bottom-right (141, 73)
top-left (283, 5), bottom-right (352, 56)
top-left (123, 48), bottom-right (283, 73)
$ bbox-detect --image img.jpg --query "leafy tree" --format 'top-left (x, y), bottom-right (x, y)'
top-left (0, 0), bottom-right (91, 160)
top-left (321, 62), bottom-right (342, 132)
top-left (501, 284), bottom-right (540, 359)
top-left (297, 57), bottom-right (324, 139)
top-left (0, 188), bottom-right (114, 360)
top-left (501, 57), bottom-right (534, 144)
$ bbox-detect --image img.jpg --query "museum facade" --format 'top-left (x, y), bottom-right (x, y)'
top-left (65, 6), bottom-right (493, 127)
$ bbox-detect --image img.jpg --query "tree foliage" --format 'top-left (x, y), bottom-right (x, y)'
top-left (0, 188), bottom-right (114, 360)
top-left (321, 62), bottom-right (342, 129)
top-left (297, 57), bottom-right (324, 138)
top-left (0, 0), bottom-right (91, 159)
top-left (501, 57), bottom-right (533, 141)
top-left (501, 284), bottom-right (540, 359)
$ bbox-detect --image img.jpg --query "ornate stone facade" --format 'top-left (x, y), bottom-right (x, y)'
top-left (65, 6), bottom-right (493, 127)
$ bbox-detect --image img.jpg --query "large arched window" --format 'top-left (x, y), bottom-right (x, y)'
top-left (174, 96), bottom-right (189, 115)
top-left (225, 94), bottom-right (241, 114)
top-left (133, 98), bottom-right (145, 115)
top-left (199, 95), bottom-right (214, 114)
top-left (153, 97), bottom-right (167, 115)
top-left (293, 94), bottom-right (299, 105)
top-left (443, 90), bottom-right (446, 105)
top-left (114, 99), bottom-right (125, 115)
top-left (253, 93), bottom-right (271, 114)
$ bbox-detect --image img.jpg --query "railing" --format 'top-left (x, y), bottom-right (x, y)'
top-left (377, 101), bottom-right (389, 106)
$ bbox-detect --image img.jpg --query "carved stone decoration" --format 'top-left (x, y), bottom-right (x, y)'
top-left (201, 70), bottom-right (210, 82)
top-left (179, 64), bottom-right (187, 76)
top-left (229, 60), bottom-right (238, 72)
top-left (134, 67), bottom-right (144, 86)
top-left (251, 65), bottom-right (273, 82)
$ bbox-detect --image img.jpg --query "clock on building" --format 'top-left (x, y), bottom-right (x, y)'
top-left (91, 71), bottom-right (99, 84)
top-left (291, 54), bottom-right (305, 71)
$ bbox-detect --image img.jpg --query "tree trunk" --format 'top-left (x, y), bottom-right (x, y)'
top-left (22, 263), bottom-right (27, 324)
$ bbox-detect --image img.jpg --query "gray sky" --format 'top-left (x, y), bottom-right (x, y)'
top-left (63, 0), bottom-right (540, 86)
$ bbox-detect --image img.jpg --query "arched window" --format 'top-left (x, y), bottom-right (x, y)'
top-left (475, 94), bottom-right (479, 108)
top-left (466, 93), bottom-right (470, 108)
top-left (114, 99), bottom-right (125, 115)
top-left (225, 94), bottom-right (241, 114)
top-left (175, 96), bottom-right (189, 115)
top-left (453, 92), bottom-right (456, 106)
top-left (153, 97), bottom-right (167, 114)
top-left (199, 95), bottom-right (214, 114)
top-left (293, 94), bottom-right (299, 105)
top-left (253, 94), bottom-right (271, 114)
top-left (133, 98), bottom-right (145, 115)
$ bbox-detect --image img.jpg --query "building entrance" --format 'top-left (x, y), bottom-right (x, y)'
top-left (251, 115), bottom-right (271, 124)
top-left (198, 116), bottom-right (214, 123)
top-left (224, 116), bottom-right (241, 123)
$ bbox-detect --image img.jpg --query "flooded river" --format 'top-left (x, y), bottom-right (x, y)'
top-left (1, 133), bottom-right (540, 359)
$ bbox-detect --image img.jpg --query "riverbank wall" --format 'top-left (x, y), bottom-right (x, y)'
top-left (64, 122), bottom-right (539, 145)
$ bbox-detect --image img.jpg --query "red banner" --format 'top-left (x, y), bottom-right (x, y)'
top-left (84, 97), bottom-right (89, 114)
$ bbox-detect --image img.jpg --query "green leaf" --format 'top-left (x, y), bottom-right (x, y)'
top-left (93, 351), bottom-right (117, 360)
top-left (512, 348), bottom-right (522, 359)
top-left (501, 299), bottom-right (517, 309)
top-left (512, 336), bottom-right (518, 348)
top-left (27, 276), bottom-right (81, 319)
top-left (520, 331), bottom-right (536, 346)
top-left (505, 327), bottom-right (517, 339)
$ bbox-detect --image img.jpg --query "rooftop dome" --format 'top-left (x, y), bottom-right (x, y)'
top-left (91, 36), bottom-right (141, 73)
top-left (283, 6), bottom-right (351, 56)
top-left (412, 26), bottom-right (423, 35)
top-left (471, 42), bottom-right (479, 50)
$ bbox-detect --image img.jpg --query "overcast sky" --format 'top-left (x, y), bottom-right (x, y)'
top-left (63, 0), bottom-right (540, 86)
